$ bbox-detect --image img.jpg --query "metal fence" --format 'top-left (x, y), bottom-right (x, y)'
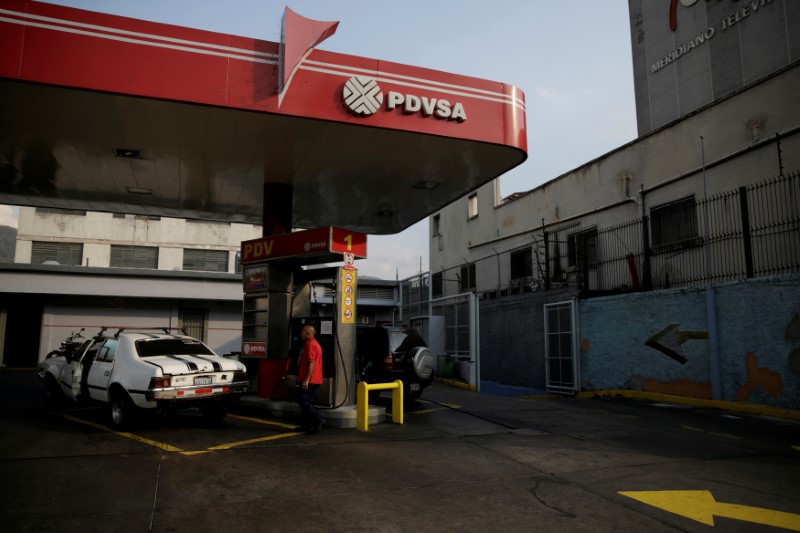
top-left (434, 171), bottom-right (799, 298)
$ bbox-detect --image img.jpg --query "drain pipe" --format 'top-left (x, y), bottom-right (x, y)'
top-left (701, 136), bottom-right (722, 401)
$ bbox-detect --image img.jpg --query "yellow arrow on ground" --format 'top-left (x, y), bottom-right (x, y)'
top-left (619, 490), bottom-right (800, 531)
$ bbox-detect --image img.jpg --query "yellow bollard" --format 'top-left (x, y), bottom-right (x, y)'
top-left (357, 380), bottom-right (404, 431)
top-left (392, 380), bottom-right (403, 425)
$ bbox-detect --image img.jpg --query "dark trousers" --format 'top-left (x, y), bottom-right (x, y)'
top-left (296, 384), bottom-right (322, 429)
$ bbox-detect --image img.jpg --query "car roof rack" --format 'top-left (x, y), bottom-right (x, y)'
top-left (109, 327), bottom-right (174, 338)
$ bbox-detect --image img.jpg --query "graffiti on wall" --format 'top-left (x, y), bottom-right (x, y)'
top-left (645, 323), bottom-right (708, 364)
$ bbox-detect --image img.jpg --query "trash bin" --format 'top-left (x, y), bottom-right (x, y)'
top-left (437, 354), bottom-right (455, 378)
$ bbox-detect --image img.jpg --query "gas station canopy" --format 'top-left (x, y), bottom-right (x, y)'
top-left (0, 1), bottom-right (527, 234)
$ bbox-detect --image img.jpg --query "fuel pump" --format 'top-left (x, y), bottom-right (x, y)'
top-left (240, 227), bottom-right (366, 408)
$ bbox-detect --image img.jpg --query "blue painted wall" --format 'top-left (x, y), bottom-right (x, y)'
top-left (579, 275), bottom-right (800, 408)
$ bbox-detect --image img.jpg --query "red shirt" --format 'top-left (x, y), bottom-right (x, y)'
top-left (298, 337), bottom-right (323, 384)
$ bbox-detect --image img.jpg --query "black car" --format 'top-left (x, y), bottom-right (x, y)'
top-left (356, 324), bottom-right (434, 401)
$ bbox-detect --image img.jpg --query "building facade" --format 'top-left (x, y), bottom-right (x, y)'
top-left (427, 0), bottom-right (800, 407)
top-left (2, 208), bottom-right (399, 369)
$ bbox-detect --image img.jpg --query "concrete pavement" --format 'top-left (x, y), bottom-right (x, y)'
top-left (1, 370), bottom-right (799, 532)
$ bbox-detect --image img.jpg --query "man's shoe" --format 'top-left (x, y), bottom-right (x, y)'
top-left (307, 420), bottom-right (323, 434)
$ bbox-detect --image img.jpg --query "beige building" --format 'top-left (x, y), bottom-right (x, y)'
top-left (14, 207), bottom-right (261, 272)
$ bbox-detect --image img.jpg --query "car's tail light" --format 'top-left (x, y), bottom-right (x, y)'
top-left (233, 371), bottom-right (248, 383)
top-left (149, 376), bottom-right (171, 389)
top-left (383, 354), bottom-right (394, 371)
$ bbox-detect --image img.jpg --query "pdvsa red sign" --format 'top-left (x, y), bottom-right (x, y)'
top-left (243, 342), bottom-right (266, 356)
top-left (343, 76), bottom-right (467, 122)
top-left (241, 227), bottom-right (367, 263)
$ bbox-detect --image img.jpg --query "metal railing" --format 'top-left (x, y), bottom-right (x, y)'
top-left (432, 171), bottom-right (799, 297)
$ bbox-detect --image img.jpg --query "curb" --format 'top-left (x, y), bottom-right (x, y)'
top-left (526, 389), bottom-right (800, 421)
top-left (433, 376), bottom-right (476, 391)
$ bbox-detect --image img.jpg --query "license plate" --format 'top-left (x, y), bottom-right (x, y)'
top-left (410, 383), bottom-right (420, 392)
top-left (194, 376), bottom-right (212, 386)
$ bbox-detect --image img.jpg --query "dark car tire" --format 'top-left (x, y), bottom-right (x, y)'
top-left (201, 404), bottom-right (228, 422)
top-left (110, 390), bottom-right (137, 428)
top-left (43, 373), bottom-right (63, 407)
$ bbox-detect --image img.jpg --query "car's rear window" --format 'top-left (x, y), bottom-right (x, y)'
top-left (135, 338), bottom-right (215, 357)
top-left (388, 330), bottom-right (426, 352)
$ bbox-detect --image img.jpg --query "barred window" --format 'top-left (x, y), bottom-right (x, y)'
top-left (179, 309), bottom-right (207, 342)
top-left (31, 241), bottom-right (83, 265)
top-left (183, 249), bottom-right (229, 272)
top-left (510, 248), bottom-right (532, 281)
top-left (650, 196), bottom-right (700, 251)
top-left (567, 228), bottom-right (598, 268)
top-left (110, 245), bottom-right (159, 269)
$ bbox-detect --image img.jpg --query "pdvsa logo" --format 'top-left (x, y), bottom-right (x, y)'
top-left (342, 75), bottom-right (467, 122)
top-left (670, 0), bottom-right (700, 31)
top-left (343, 76), bottom-right (383, 116)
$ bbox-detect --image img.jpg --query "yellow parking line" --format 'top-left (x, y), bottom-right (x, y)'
top-left (228, 413), bottom-right (299, 429)
top-left (680, 424), bottom-right (738, 439)
top-left (207, 432), bottom-right (303, 450)
top-left (61, 413), bottom-right (186, 453)
top-left (407, 407), bottom-right (448, 415)
top-left (60, 412), bottom-right (304, 455)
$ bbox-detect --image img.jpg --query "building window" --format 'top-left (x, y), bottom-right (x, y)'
top-left (650, 196), bottom-right (700, 252)
top-left (183, 249), bottom-right (229, 272)
top-left (35, 207), bottom-right (86, 216)
top-left (432, 214), bottom-right (440, 236)
top-left (31, 241), bottom-right (83, 266)
top-left (432, 271), bottom-right (443, 298)
top-left (460, 263), bottom-right (476, 292)
top-left (567, 228), bottom-right (598, 268)
top-left (179, 309), bottom-right (207, 342)
top-left (468, 193), bottom-right (478, 219)
top-left (510, 248), bottom-right (532, 281)
top-left (112, 213), bottom-right (161, 221)
top-left (110, 245), bottom-right (159, 269)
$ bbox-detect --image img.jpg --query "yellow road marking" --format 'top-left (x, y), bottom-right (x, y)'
top-left (60, 412), bottom-right (302, 455)
top-left (680, 424), bottom-right (738, 439)
top-left (620, 490), bottom-right (800, 530)
top-left (228, 413), bottom-right (299, 429)
top-left (394, 402), bottom-right (462, 416)
top-left (207, 432), bottom-right (303, 450)
top-left (793, 446), bottom-right (800, 453)
top-left (61, 413), bottom-right (186, 453)
top-left (407, 407), bottom-right (449, 415)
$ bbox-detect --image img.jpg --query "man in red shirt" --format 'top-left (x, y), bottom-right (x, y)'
top-left (296, 324), bottom-right (324, 433)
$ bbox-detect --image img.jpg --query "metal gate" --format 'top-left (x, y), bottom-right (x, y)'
top-left (543, 299), bottom-right (579, 394)
top-left (401, 273), bottom-right (480, 390)
top-left (430, 293), bottom-right (479, 389)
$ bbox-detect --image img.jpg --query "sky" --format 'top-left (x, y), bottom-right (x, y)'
top-left (0, 0), bottom-right (637, 279)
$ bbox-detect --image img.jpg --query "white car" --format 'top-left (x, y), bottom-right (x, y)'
top-left (40, 328), bottom-right (249, 427)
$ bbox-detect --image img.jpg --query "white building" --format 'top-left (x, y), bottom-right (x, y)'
top-left (1, 208), bottom-right (401, 369)
top-left (431, 0), bottom-right (800, 299)
top-left (424, 0), bottom-right (800, 405)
